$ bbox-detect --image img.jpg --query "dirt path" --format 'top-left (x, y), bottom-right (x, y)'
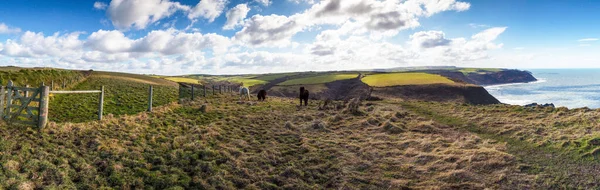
top-left (400, 102), bottom-right (600, 189)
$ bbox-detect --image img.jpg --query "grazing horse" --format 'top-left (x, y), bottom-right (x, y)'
top-left (299, 87), bottom-right (309, 106)
top-left (257, 90), bottom-right (267, 101)
top-left (239, 86), bottom-right (250, 101)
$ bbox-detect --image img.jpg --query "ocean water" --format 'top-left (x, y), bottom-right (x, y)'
top-left (484, 69), bottom-right (600, 109)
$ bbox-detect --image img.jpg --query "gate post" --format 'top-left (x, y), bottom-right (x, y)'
top-left (203, 85), bottom-right (206, 97)
top-left (0, 86), bottom-right (5, 118)
top-left (191, 85), bottom-right (195, 100)
top-left (38, 86), bottom-right (50, 129)
top-left (5, 81), bottom-right (13, 120)
top-left (98, 86), bottom-right (104, 120)
top-left (148, 85), bottom-right (153, 112)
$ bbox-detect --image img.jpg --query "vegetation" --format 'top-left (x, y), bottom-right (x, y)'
top-left (278, 73), bottom-right (358, 86)
top-left (223, 77), bottom-right (267, 87)
top-left (361, 72), bottom-right (455, 87)
top-left (48, 72), bottom-right (178, 123)
top-left (458, 68), bottom-right (503, 74)
top-left (400, 101), bottom-right (600, 188)
top-left (1, 95), bottom-right (541, 189)
top-left (0, 68), bottom-right (84, 87)
top-left (253, 73), bottom-right (298, 81)
top-left (162, 77), bottom-right (202, 84)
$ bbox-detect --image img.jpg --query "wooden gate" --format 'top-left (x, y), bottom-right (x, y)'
top-left (0, 81), bottom-right (49, 129)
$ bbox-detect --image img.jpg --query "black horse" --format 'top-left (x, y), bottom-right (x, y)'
top-left (299, 87), bottom-right (309, 106)
top-left (257, 90), bottom-right (267, 101)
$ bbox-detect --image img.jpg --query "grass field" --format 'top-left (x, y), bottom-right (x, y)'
top-left (48, 72), bottom-right (178, 123)
top-left (162, 77), bottom-right (202, 84)
top-left (223, 77), bottom-right (267, 87)
top-left (0, 95), bottom-right (543, 189)
top-left (458, 68), bottom-right (503, 74)
top-left (253, 73), bottom-right (298, 81)
top-left (361, 72), bottom-right (455, 87)
top-left (0, 69), bottom-right (84, 87)
top-left (277, 73), bottom-right (358, 86)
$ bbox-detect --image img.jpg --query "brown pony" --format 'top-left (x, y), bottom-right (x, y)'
top-left (299, 87), bottom-right (309, 106)
top-left (257, 90), bottom-right (267, 101)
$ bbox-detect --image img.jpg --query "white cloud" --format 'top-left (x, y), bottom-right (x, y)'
top-left (188, 0), bottom-right (228, 22)
top-left (578, 38), bottom-right (598, 42)
top-left (94, 2), bottom-right (108, 10)
top-left (0, 23), bottom-right (22, 34)
top-left (107, 0), bottom-right (190, 30)
top-left (85, 29), bottom-right (232, 55)
top-left (223, 4), bottom-right (250, 30)
top-left (409, 30), bottom-right (451, 48)
top-left (235, 0), bottom-right (471, 46)
top-left (255, 0), bottom-right (270, 6)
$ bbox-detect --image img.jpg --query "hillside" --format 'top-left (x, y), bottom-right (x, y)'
top-left (2, 68), bottom-right (600, 189)
top-left (48, 71), bottom-right (178, 122)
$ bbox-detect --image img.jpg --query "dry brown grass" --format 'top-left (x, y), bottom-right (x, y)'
top-left (0, 95), bottom-right (535, 189)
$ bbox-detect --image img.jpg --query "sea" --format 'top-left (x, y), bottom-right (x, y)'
top-left (484, 69), bottom-right (600, 109)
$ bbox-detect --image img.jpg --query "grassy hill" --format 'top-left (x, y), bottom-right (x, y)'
top-left (277, 73), bottom-right (358, 86)
top-left (0, 67), bottom-right (84, 87)
top-left (48, 71), bottom-right (178, 123)
top-left (361, 73), bottom-right (455, 87)
top-left (0, 68), bottom-right (597, 189)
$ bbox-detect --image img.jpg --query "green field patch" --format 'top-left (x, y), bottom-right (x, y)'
top-left (277, 73), bottom-right (358, 86)
top-left (49, 72), bottom-right (178, 122)
top-left (361, 72), bottom-right (454, 87)
top-left (458, 68), bottom-right (502, 74)
top-left (163, 77), bottom-right (202, 84)
top-left (253, 73), bottom-right (298, 81)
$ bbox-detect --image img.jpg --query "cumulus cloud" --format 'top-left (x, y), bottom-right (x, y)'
top-left (0, 31), bottom-right (83, 58)
top-left (93, 2), bottom-right (108, 10)
top-left (0, 23), bottom-right (22, 34)
top-left (255, 0), bottom-right (270, 6)
top-left (85, 29), bottom-right (231, 55)
top-left (410, 31), bottom-right (451, 48)
top-left (223, 4), bottom-right (250, 30)
top-left (236, 0), bottom-right (470, 46)
top-left (107, 0), bottom-right (190, 30)
top-left (188, 0), bottom-right (228, 22)
top-left (235, 14), bottom-right (303, 47)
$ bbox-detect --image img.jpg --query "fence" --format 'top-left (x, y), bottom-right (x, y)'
top-left (0, 81), bottom-right (238, 130)
top-left (178, 83), bottom-right (238, 102)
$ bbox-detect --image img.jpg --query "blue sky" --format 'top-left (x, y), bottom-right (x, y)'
top-left (0, 0), bottom-right (599, 75)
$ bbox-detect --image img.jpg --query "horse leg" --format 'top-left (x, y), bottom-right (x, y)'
top-left (305, 98), bottom-right (308, 106)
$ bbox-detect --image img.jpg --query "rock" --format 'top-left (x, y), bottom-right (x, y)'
top-left (524, 103), bottom-right (555, 108)
top-left (199, 104), bottom-right (207, 113)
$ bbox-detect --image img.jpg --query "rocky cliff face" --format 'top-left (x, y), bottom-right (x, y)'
top-left (373, 84), bottom-right (500, 105)
top-left (432, 69), bottom-right (537, 86)
top-left (465, 70), bottom-right (537, 85)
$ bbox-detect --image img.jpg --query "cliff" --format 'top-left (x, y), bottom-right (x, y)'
top-left (373, 84), bottom-right (500, 105)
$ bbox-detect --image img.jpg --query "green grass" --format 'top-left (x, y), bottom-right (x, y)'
top-left (277, 73), bottom-right (358, 86)
top-left (458, 68), bottom-right (503, 74)
top-left (0, 69), bottom-right (84, 87)
top-left (49, 72), bottom-right (178, 123)
top-left (253, 73), bottom-right (298, 81)
top-left (163, 77), bottom-right (202, 84)
top-left (361, 72), bottom-right (454, 87)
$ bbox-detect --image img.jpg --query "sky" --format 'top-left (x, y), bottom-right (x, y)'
top-left (0, 0), bottom-right (599, 75)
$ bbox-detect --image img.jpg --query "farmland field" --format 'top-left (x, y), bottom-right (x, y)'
top-left (162, 77), bottom-right (202, 84)
top-left (361, 73), bottom-right (455, 87)
top-left (277, 73), bottom-right (358, 86)
top-left (48, 72), bottom-right (178, 123)
top-left (253, 73), bottom-right (298, 81)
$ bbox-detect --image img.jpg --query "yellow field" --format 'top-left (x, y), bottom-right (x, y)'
top-left (277, 73), bottom-right (358, 86)
top-left (361, 73), bottom-right (455, 87)
top-left (227, 78), bottom-right (268, 87)
top-left (458, 68), bottom-right (502, 74)
top-left (163, 77), bottom-right (202, 84)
